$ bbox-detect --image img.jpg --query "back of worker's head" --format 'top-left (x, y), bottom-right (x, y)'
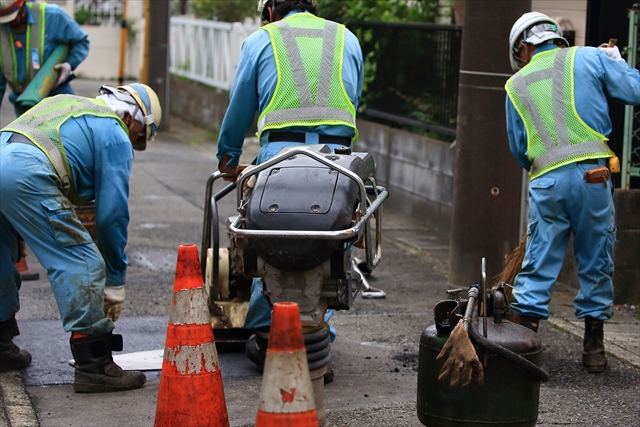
top-left (509, 12), bottom-right (570, 72)
top-left (257, 0), bottom-right (317, 24)
top-left (0, 0), bottom-right (24, 24)
top-left (98, 83), bottom-right (162, 151)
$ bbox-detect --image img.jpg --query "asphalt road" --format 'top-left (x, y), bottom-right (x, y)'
top-left (2, 81), bottom-right (639, 427)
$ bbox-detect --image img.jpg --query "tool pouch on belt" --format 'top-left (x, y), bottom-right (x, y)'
top-left (583, 166), bottom-right (610, 188)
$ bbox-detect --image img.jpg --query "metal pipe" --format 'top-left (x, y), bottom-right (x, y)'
top-left (117, 0), bottom-right (128, 86)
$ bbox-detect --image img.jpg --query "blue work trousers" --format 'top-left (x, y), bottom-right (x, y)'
top-left (0, 141), bottom-right (113, 334)
top-left (511, 160), bottom-right (615, 321)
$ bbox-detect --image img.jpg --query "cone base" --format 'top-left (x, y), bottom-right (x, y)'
top-left (256, 409), bottom-right (319, 427)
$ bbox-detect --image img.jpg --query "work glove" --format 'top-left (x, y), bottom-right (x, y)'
top-left (53, 62), bottom-right (72, 87)
top-left (436, 320), bottom-right (484, 387)
top-left (598, 44), bottom-right (623, 61)
top-left (103, 285), bottom-right (125, 322)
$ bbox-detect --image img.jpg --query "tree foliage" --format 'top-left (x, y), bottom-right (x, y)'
top-left (316, 0), bottom-right (441, 24)
top-left (190, 0), bottom-right (258, 22)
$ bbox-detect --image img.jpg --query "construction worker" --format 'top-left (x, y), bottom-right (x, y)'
top-left (215, 0), bottom-right (363, 382)
top-left (0, 83), bottom-right (162, 393)
top-left (0, 0), bottom-right (89, 115)
top-left (505, 12), bottom-right (640, 373)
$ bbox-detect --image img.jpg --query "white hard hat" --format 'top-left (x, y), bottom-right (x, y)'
top-left (257, 0), bottom-right (315, 13)
top-left (99, 83), bottom-right (162, 149)
top-left (509, 12), bottom-right (570, 72)
top-left (0, 0), bottom-right (24, 24)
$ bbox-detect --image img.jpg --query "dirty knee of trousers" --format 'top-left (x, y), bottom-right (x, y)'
top-left (583, 317), bottom-right (608, 373)
top-left (0, 316), bottom-right (32, 371)
top-left (70, 332), bottom-right (146, 393)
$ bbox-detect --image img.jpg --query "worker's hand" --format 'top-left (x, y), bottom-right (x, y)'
top-left (436, 320), bottom-right (484, 387)
top-left (53, 62), bottom-right (72, 87)
top-left (103, 285), bottom-right (125, 322)
top-left (218, 154), bottom-right (240, 182)
top-left (598, 45), bottom-right (623, 61)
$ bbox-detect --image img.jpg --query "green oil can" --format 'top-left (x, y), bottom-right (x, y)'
top-left (417, 318), bottom-right (543, 427)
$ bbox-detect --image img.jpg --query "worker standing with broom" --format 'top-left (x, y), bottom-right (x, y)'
top-left (504, 12), bottom-right (640, 373)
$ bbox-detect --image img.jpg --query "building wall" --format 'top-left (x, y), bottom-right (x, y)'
top-left (533, 0), bottom-right (587, 46)
top-left (59, 0), bottom-right (145, 80)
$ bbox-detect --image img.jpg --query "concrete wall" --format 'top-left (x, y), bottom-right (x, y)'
top-left (58, 0), bottom-right (145, 80)
top-left (534, 0), bottom-right (587, 46)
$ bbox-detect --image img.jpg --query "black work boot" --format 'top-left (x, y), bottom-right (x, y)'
top-left (582, 317), bottom-right (607, 373)
top-left (510, 312), bottom-right (540, 333)
top-left (70, 332), bottom-right (146, 393)
top-left (0, 317), bottom-right (31, 371)
top-left (245, 327), bottom-right (269, 371)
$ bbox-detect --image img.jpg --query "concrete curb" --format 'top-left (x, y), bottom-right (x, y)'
top-left (0, 371), bottom-right (38, 427)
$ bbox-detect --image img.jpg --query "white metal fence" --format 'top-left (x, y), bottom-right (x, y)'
top-left (169, 17), bottom-right (258, 91)
top-left (74, 0), bottom-right (123, 26)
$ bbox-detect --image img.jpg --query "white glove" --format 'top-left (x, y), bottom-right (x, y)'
top-left (53, 62), bottom-right (72, 87)
top-left (598, 45), bottom-right (623, 61)
top-left (104, 285), bottom-right (125, 322)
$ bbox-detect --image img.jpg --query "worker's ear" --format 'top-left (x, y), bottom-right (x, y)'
top-left (122, 112), bottom-right (132, 126)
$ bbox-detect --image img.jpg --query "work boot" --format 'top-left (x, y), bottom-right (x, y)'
top-left (582, 317), bottom-right (607, 373)
top-left (0, 317), bottom-right (31, 371)
top-left (245, 327), bottom-right (269, 371)
top-left (510, 312), bottom-right (540, 333)
top-left (70, 332), bottom-right (146, 393)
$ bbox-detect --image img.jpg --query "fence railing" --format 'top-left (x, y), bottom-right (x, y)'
top-left (169, 17), bottom-right (258, 91)
top-left (348, 21), bottom-right (462, 138)
top-left (622, 8), bottom-right (640, 190)
top-left (74, 0), bottom-right (123, 26)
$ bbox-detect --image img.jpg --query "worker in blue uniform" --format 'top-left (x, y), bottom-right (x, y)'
top-left (215, 0), bottom-right (363, 382)
top-left (0, 83), bottom-right (162, 393)
top-left (505, 12), bottom-right (640, 373)
top-left (0, 0), bottom-right (89, 115)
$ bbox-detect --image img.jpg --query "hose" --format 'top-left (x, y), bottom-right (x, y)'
top-left (468, 311), bottom-right (550, 382)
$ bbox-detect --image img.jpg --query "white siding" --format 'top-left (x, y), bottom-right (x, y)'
top-left (533, 0), bottom-right (587, 46)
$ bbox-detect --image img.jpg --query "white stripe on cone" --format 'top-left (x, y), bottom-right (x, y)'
top-left (258, 349), bottom-right (316, 413)
top-left (169, 286), bottom-right (211, 325)
top-left (163, 342), bottom-right (220, 375)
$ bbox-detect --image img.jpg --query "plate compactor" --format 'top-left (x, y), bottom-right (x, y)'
top-left (201, 144), bottom-right (388, 424)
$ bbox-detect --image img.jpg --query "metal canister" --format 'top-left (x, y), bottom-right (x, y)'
top-left (417, 319), bottom-right (542, 427)
top-left (74, 201), bottom-right (98, 245)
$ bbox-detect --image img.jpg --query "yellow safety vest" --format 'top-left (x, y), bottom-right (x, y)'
top-left (3, 95), bottom-right (128, 205)
top-left (0, 2), bottom-right (46, 94)
top-left (505, 47), bottom-right (614, 180)
top-left (257, 13), bottom-right (358, 143)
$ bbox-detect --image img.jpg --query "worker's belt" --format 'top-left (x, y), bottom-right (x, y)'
top-left (576, 158), bottom-right (599, 164)
top-left (7, 132), bottom-right (36, 146)
top-left (268, 131), bottom-right (351, 146)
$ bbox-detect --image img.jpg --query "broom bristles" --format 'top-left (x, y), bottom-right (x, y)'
top-left (494, 232), bottom-right (527, 302)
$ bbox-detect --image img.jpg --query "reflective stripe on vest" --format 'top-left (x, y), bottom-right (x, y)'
top-left (2, 95), bottom-right (127, 205)
top-left (0, 2), bottom-right (46, 94)
top-left (505, 47), bottom-right (613, 179)
top-left (257, 14), bottom-right (357, 142)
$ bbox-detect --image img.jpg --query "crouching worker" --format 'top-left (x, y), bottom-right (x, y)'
top-left (0, 83), bottom-right (162, 393)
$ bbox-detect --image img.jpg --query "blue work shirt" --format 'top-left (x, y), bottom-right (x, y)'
top-left (57, 114), bottom-right (133, 287)
top-left (505, 44), bottom-right (640, 171)
top-left (216, 10), bottom-right (364, 167)
top-left (0, 3), bottom-right (89, 105)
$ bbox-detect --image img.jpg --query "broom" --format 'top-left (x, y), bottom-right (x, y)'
top-left (493, 232), bottom-right (527, 302)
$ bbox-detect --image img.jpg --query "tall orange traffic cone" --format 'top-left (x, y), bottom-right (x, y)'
top-left (15, 257), bottom-right (39, 281)
top-left (255, 302), bottom-right (319, 427)
top-left (154, 244), bottom-right (229, 427)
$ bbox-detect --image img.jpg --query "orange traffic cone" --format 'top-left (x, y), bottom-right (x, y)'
top-left (15, 257), bottom-right (39, 281)
top-left (255, 302), bottom-right (319, 427)
top-left (154, 244), bottom-right (229, 427)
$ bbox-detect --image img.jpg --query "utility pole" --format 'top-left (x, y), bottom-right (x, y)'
top-left (144, 0), bottom-right (171, 131)
top-left (448, 0), bottom-right (532, 287)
